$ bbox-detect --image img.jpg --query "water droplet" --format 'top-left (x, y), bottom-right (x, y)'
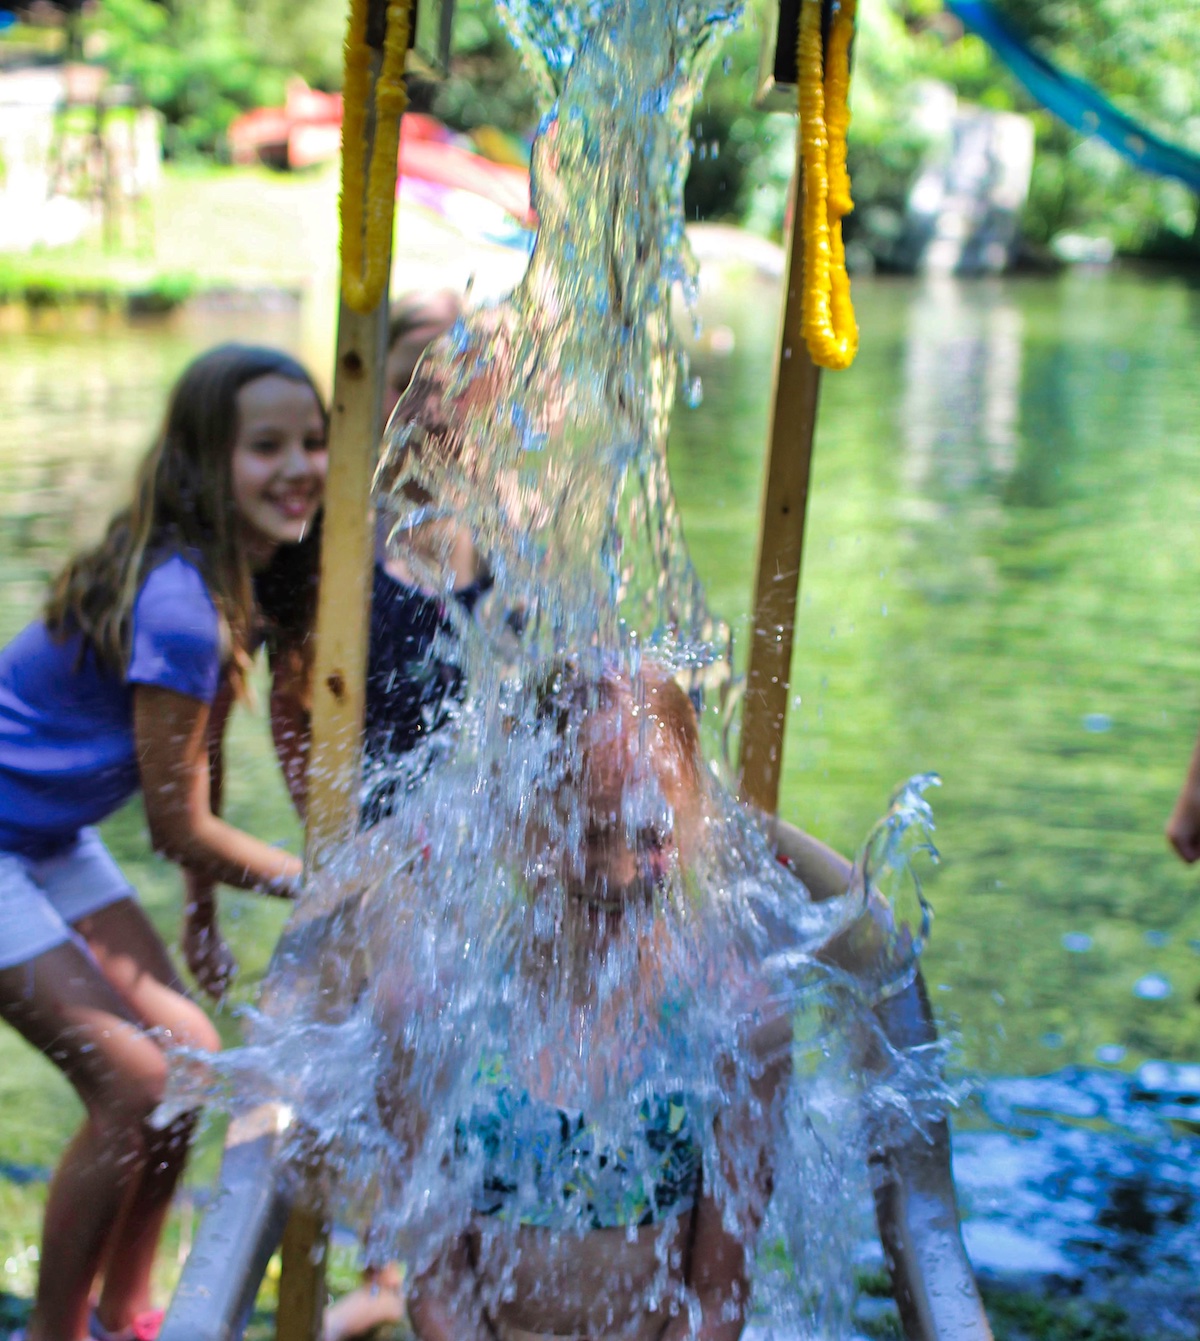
top-left (1133, 973), bottom-right (1171, 1000)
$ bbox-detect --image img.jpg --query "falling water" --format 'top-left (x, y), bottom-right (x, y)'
top-left (168, 3), bottom-right (957, 1336)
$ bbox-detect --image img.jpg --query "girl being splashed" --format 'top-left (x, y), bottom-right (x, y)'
top-left (0, 345), bottom-right (326, 1341)
top-left (372, 660), bottom-right (990, 1341)
top-left (389, 661), bottom-right (786, 1341)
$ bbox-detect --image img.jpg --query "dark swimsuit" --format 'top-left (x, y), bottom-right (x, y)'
top-left (360, 562), bottom-right (490, 823)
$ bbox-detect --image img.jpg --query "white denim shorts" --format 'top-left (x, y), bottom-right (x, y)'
top-left (0, 828), bottom-right (136, 971)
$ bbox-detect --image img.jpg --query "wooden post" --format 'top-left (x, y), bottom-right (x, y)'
top-left (275, 1), bottom-right (396, 1334)
top-left (274, 303), bottom-right (388, 1341)
top-left (738, 128), bottom-right (821, 817)
top-left (303, 302), bottom-right (389, 864)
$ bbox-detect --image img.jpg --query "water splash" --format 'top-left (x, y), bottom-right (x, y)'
top-left (167, 3), bottom-right (956, 1335)
top-left (376, 0), bottom-right (739, 669)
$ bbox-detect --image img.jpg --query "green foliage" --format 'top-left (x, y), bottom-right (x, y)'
top-left (86, 0), bottom-right (347, 159)
top-left (687, 23), bottom-right (791, 226)
top-left (420, 0), bottom-right (540, 134)
top-left (0, 252), bottom-right (199, 311)
top-left (87, 0), bottom-right (280, 158)
top-left (989, 0), bottom-right (1200, 253)
top-left (76, 0), bottom-right (1199, 256)
top-left (700, 0), bottom-right (1198, 257)
top-left (238, 0), bottom-right (346, 93)
top-left (980, 1285), bottom-right (1139, 1341)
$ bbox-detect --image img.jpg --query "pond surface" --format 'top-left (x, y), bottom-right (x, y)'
top-left (1, 267), bottom-right (1199, 1312)
top-left (672, 264), bottom-right (1200, 1081)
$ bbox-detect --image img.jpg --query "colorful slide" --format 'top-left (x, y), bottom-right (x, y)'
top-left (946, 0), bottom-right (1200, 193)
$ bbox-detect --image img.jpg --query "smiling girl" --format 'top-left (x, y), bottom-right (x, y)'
top-left (0, 344), bottom-right (327, 1341)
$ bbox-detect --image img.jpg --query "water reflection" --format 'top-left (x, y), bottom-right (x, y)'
top-left (954, 1068), bottom-right (1200, 1331)
top-left (897, 275), bottom-right (1023, 608)
top-left (900, 275), bottom-right (1023, 511)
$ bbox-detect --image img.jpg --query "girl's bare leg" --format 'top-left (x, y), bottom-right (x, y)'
top-left (407, 1238), bottom-right (494, 1341)
top-left (0, 900), bottom-right (217, 1341)
top-left (79, 899), bottom-right (220, 1333)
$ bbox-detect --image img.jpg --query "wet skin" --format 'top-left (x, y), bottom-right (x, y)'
top-left (472, 1218), bottom-right (695, 1341)
top-left (404, 686), bottom-right (780, 1341)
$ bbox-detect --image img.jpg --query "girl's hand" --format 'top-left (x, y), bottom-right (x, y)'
top-left (1166, 788), bottom-right (1200, 863)
top-left (1167, 728), bottom-right (1200, 865)
top-left (183, 897), bottom-right (237, 1002)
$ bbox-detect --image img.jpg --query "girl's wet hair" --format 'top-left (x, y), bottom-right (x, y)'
top-left (533, 656), bottom-right (703, 788)
top-left (388, 289), bottom-right (462, 350)
top-left (45, 343), bottom-right (325, 694)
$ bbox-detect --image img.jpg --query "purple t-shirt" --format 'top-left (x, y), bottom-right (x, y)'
top-left (0, 554), bottom-right (222, 857)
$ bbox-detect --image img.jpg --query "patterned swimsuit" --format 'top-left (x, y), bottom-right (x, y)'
top-left (456, 1078), bottom-right (702, 1231)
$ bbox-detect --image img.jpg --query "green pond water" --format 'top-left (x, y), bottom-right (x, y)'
top-left (0, 266), bottom-right (1198, 1190)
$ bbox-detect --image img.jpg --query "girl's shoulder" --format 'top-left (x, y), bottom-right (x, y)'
top-left (139, 549), bottom-right (214, 600)
top-left (127, 552), bottom-right (223, 703)
top-left (134, 551), bottom-right (219, 637)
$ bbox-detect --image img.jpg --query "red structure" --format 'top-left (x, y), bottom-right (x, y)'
top-left (229, 83), bottom-right (533, 228)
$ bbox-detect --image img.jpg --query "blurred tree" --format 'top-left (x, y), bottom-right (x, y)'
top-left (85, 0), bottom-right (340, 158)
top-left (721, 0), bottom-right (1197, 258)
top-left (988, 0), bottom-right (1199, 254)
top-left (424, 0), bottom-right (539, 134)
top-left (76, 0), bottom-right (1198, 258)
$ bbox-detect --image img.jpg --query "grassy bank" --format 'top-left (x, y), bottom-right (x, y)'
top-left (0, 157), bottom-right (528, 323)
top-left (0, 161), bottom-right (338, 311)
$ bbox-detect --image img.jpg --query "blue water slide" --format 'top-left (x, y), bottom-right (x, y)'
top-left (945, 0), bottom-right (1200, 193)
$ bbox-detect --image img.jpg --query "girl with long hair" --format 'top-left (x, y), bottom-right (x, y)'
top-left (0, 343), bottom-right (328, 1341)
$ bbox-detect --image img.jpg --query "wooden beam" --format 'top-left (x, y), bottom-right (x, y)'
top-left (738, 127), bottom-right (821, 817)
top-left (276, 0), bottom-right (395, 1330)
top-left (274, 239), bottom-right (390, 1341)
top-left (276, 1205), bottom-right (331, 1341)
top-left (303, 301), bottom-right (389, 863)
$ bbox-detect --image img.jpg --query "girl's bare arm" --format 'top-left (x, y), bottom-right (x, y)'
top-left (180, 676), bottom-right (238, 998)
top-left (135, 684), bottom-right (302, 895)
top-left (767, 815), bottom-right (852, 901)
top-left (268, 644), bottom-right (312, 818)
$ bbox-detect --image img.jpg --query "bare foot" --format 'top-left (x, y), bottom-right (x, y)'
top-left (322, 1266), bottom-right (405, 1341)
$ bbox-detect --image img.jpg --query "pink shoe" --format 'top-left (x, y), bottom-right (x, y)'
top-left (131, 1311), bottom-right (165, 1341)
top-left (89, 1309), bottom-right (165, 1341)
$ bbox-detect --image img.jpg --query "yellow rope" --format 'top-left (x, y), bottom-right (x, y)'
top-left (798, 0), bottom-right (858, 371)
top-left (340, 0), bottom-right (412, 313)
